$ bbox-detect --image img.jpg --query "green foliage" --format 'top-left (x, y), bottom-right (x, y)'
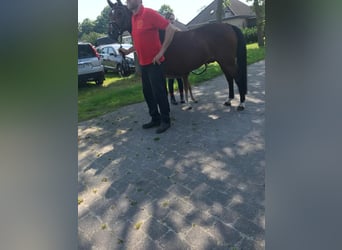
top-left (242, 27), bottom-right (258, 44)
top-left (223, 0), bottom-right (231, 8)
top-left (158, 4), bottom-right (174, 16)
top-left (79, 31), bottom-right (106, 44)
top-left (78, 6), bottom-right (111, 40)
top-left (94, 6), bottom-right (112, 34)
top-left (80, 18), bottom-right (95, 35)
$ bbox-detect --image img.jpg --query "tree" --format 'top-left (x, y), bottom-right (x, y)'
top-left (248, 0), bottom-right (265, 47)
top-left (158, 4), bottom-right (174, 16)
top-left (78, 22), bottom-right (82, 39)
top-left (80, 18), bottom-right (95, 36)
top-left (94, 6), bottom-right (112, 34)
top-left (216, 0), bottom-right (230, 23)
top-left (79, 32), bottom-right (104, 45)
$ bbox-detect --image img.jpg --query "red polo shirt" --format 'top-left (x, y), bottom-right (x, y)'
top-left (131, 5), bottom-right (169, 66)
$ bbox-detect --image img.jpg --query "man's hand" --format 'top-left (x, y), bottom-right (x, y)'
top-left (118, 47), bottom-right (129, 56)
top-left (152, 51), bottom-right (164, 65)
top-left (153, 23), bottom-right (178, 65)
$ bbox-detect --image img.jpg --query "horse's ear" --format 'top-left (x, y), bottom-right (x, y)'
top-left (107, 0), bottom-right (115, 8)
top-left (117, 0), bottom-right (123, 6)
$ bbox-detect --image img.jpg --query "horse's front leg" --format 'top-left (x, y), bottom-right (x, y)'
top-left (182, 76), bottom-right (192, 110)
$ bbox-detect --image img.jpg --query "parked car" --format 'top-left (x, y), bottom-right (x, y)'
top-left (78, 42), bottom-right (105, 85)
top-left (97, 43), bottom-right (135, 77)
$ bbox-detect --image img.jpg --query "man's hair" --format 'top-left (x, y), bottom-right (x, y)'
top-left (165, 12), bottom-right (174, 20)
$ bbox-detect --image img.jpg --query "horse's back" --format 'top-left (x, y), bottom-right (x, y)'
top-left (164, 23), bottom-right (238, 76)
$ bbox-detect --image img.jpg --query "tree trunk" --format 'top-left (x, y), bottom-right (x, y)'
top-left (216, 0), bottom-right (223, 23)
top-left (254, 0), bottom-right (265, 47)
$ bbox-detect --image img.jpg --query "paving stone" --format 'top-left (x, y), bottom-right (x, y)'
top-left (206, 188), bottom-right (232, 207)
top-left (239, 237), bottom-right (265, 250)
top-left (184, 226), bottom-right (217, 250)
top-left (234, 217), bottom-right (265, 240)
top-left (206, 219), bottom-right (242, 246)
top-left (78, 214), bottom-right (102, 237)
top-left (208, 203), bottom-right (240, 225)
top-left (161, 210), bottom-right (193, 234)
top-left (90, 229), bottom-right (120, 250)
top-left (159, 230), bottom-right (191, 250)
top-left (168, 197), bottom-right (195, 217)
top-left (141, 217), bottom-right (169, 241)
top-left (230, 201), bottom-right (264, 223)
top-left (134, 238), bottom-right (164, 250)
top-left (167, 183), bottom-right (192, 197)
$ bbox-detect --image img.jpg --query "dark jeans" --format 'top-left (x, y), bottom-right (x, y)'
top-left (168, 78), bottom-right (184, 96)
top-left (141, 63), bottom-right (170, 124)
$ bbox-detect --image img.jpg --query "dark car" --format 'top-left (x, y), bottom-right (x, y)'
top-left (78, 42), bottom-right (105, 85)
top-left (97, 43), bottom-right (135, 77)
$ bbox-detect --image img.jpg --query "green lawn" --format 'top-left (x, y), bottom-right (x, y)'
top-left (78, 43), bottom-right (265, 122)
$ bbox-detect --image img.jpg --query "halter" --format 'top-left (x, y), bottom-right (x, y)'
top-left (108, 3), bottom-right (132, 42)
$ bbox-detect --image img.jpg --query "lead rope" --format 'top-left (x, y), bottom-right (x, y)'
top-left (191, 63), bottom-right (208, 75)
top-left (118, 32), bottom-right (131, 77)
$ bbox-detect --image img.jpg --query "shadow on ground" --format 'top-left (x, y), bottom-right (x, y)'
top-left (78, 61), bottom-right (265, 250)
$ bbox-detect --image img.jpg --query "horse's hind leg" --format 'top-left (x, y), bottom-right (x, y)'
top-left (224, 75), bottom-right (235, 106)
top-left (182, 75), bottom-right (192, 110)
top-left (218, 63), bottom-right (235, 106)
top-left (234, 75), bottom-right (246, 111)
top-left (219, 62), bottom-right (245, 111)
top-left (183, 76), bottom-right (197, 103)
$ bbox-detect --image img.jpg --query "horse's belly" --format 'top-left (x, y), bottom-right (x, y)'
top-left (164, 53), bottom-right (208, 77)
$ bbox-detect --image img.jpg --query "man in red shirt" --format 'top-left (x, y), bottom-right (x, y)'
top-left (119, 0), bottom-right (179, 133)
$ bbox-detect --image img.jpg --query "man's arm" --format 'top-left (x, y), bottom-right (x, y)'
top-left (119, 46), bottom-right (135, 55)
top-left (153, 23), bottom-right (179, 65)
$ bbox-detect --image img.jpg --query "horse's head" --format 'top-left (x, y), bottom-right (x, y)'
top-left (107, 0), bottom-right (132, 41)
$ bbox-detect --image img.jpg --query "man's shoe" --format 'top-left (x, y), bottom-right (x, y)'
top-left (180, 94), bottom-right (185, 104)
top-left (170, 96), bottom-right (178, 105)
top-left (142, 120), bottom-right (160, 129)
top-left (156, 122), bottom-right (170, 134)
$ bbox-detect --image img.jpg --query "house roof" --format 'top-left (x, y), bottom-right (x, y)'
top-left (187, 0), bottom-right (255, 28)
top-left (173, 20), bottom-right (188, 31)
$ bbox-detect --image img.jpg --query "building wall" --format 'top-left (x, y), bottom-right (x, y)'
top-left (223, 18), bottom-right (246, 29)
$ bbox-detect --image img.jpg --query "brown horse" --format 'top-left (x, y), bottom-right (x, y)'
top-left (107, 0), bottom-right (247, 110)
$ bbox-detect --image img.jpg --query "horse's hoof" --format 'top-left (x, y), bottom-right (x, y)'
top-left (182, 105), bottom-right (192, 110)
top-left (237, 105), bottom-right (245, 111)
top-left (193, 100), bottom-right (198, 103)
top-left (224, 101), bottom-right (231, 106)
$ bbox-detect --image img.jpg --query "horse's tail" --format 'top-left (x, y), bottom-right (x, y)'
top-left (232, 25), bottom-right (247, 96)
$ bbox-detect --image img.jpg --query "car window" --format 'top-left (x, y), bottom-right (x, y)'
top-left (101, 47), bottom-right (108, 54)
top-left (78, 44), bottom-right (95, 59)
top-left (108, 47), bottom-right (116, 56)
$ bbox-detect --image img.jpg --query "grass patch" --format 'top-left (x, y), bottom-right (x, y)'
top-left (78, 43), bottom-right (265, 122)
top-left (162, 200), bottom-right (169, 207)
top-left (134, 221), bottom-right (143, 230)
top-left (78, 198), bottom-right (84, 205)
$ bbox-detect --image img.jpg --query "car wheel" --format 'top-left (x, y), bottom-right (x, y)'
top-left (117, 64), bottom-right (124, 77)
top-left (121, 59), bottom-right (131, 77)
top-left (96, 78), bottom-right (104, 85)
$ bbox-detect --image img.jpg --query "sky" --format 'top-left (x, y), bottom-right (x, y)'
top-left (78, 0), bottom-right (251, 25)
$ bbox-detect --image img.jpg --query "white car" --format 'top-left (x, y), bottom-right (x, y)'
top-left (97, 43), bottom-right (135, 77)
top-left (78, 42), bottom-right (105, 85)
